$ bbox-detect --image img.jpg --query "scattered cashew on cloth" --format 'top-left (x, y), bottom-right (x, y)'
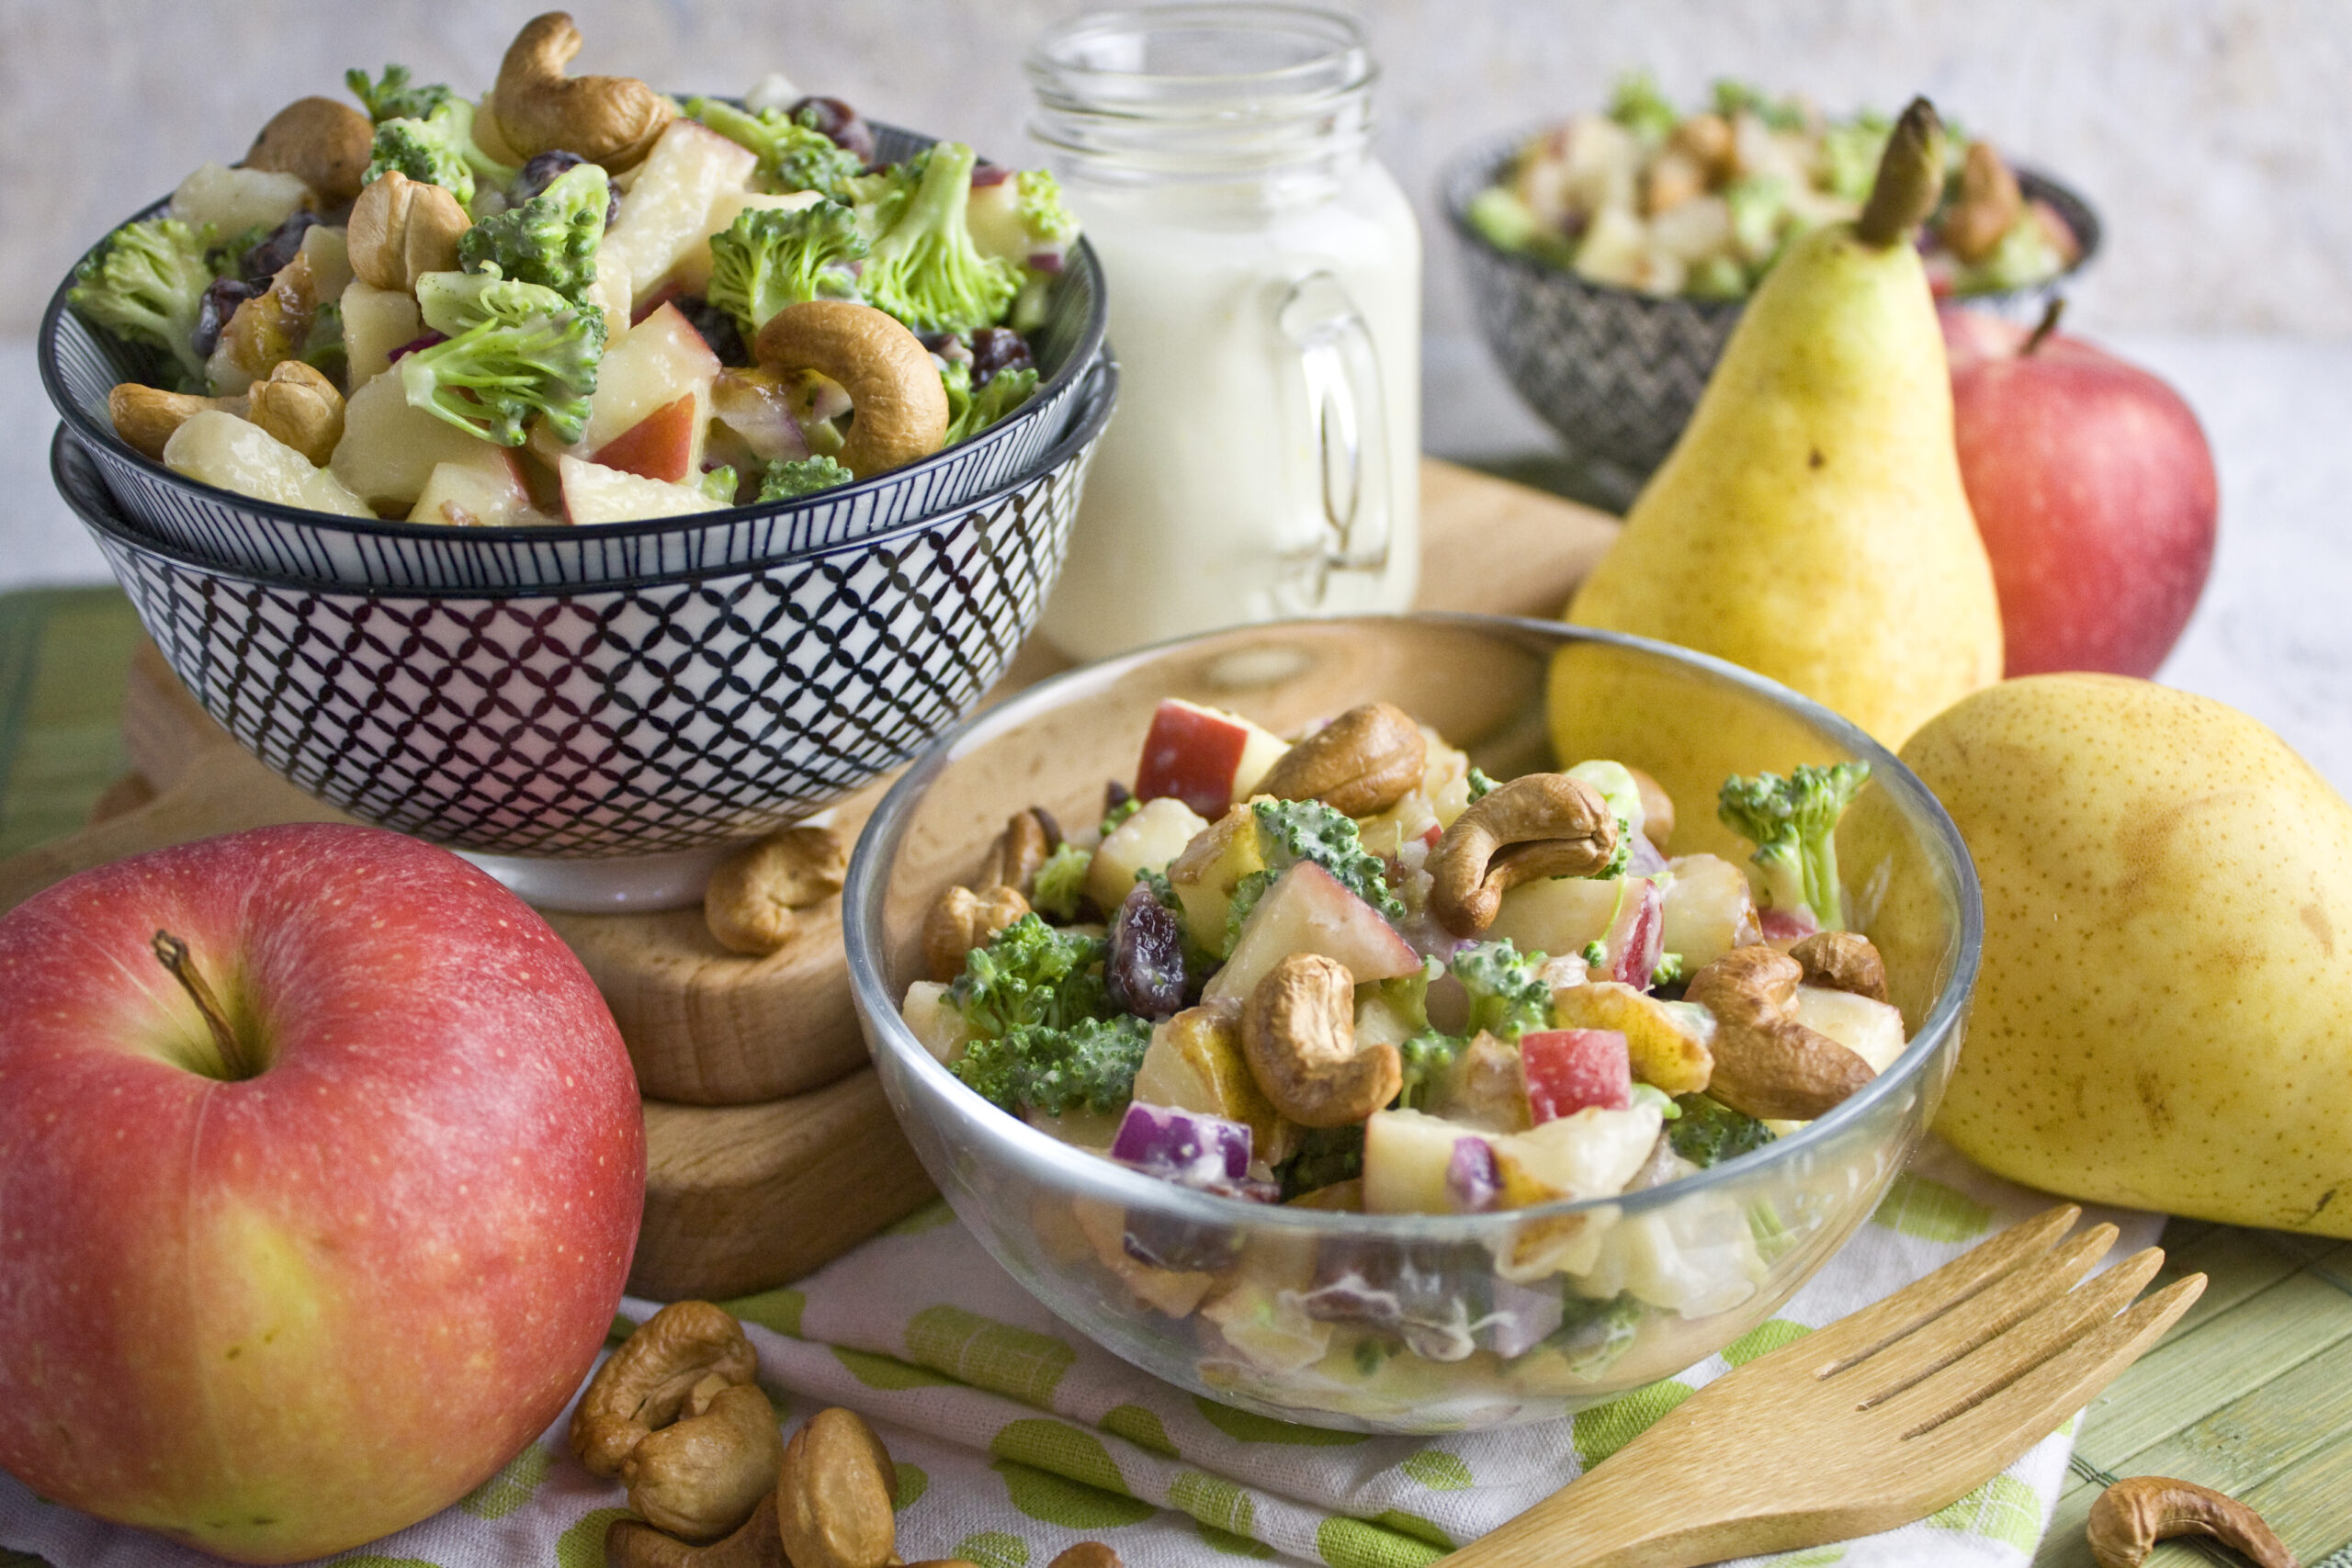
top-left (0, 1139), bottom-right (2161, 1568)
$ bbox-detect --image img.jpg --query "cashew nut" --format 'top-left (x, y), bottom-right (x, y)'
top-left (493, 12), bottom-right (677, 172)
top-left (108, 384), bottom-right (246, 459)
top-left (245, 96), bottom-right (375, 207)
top-left (623, 1381), bottom-right (785, 1542)
top-left (1242, 953), bottom-right (1400, 1128)
top-left (1685, 945), bottom-right (1876, 1121)
top-left (1791, 931), bottom-right (1889, 1004)
top-left (1049, 1548), bottom-right (1126, 1568)
top-left (776, 1406), bottom-right (898, 1568)
top-left (1429, 773), bottom-right (1619, 938)
top-left (1257, 703), bottom-right (1428, 818)
top-left (922, 885), bottom-right (1029, 983)
top-left (1941, 140), bottom-right (2025, 264)
top-left (754, 301), bottom-right (950, 479)
top-left (246, 360), bottom-right (345, 467)
top-left (348, 169), bottom-right (471, 292)
top-left (986, 807), bottom-right (1058, 894)
top-left (2086, 1476), bottom-right (2295, 1568)
top-left (605, 1489), bottom-right (786, 1568)
top-left (570, 1301), bottom-right (760, 1477)
top-left (1627, 764), bottom-right (1674, 851)
top-left (704, 823), bottom-right (849, 956)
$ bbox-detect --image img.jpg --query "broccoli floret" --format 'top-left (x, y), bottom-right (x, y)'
top-left (1220, 869), bottom-right (1276, 956)
top-left (1251, 798), bottom-right (1403, 919)
top-left (300, 299), bottom-right (346, 383)
top-left (1712, 80), bottom-right (1807, 132)
top-left (1822, 112), bottom-right (1894, 205)
top-left (401, 272), bottom-right (604, 446)
top-left (1724, 175), bottom-right (1792, 265)
top-left (1651, 951), bottom-right (1687, 988)
top-left (1608, 70), bottom-right (1679, 141)
top-left (1030, 842), bottom-right (1091, 921)
top-left (698, 467), bottom-right (739, 504)
top-left (458, 161), bottom-right (608, 308)
top-left (346, 64), bottom-right (454, 125)
top-left (1098, 796), bottom-right (1140, 836)
top-left (1668, 1093), bottom-right (1777, 1168)
top-left (365, 97), bottom-right (517, 216)
top-left (1396, 1031), bottom-right (1467, 1112)
top-left (1275, 1122), bottom-right (1365, 1201)
top-left (684, 98), bottom-right (866, 198)
top-left (67, 218), bottom-right (222, 390)
top-left (1453, 939), bottom-right (1553, 1043)
top-left (956, 1013), bottom-right (1153, 1117)
top-left (941, 363), bottom-right (1039, 446)
top-left (968, 168), bottom-right (1080, 268)
top-left (705, 202), bottom-right (867, 338)
top-left (1566, 759), bottom-right (1645, 878)
top-left (757, 455), bottom-right (854, 502)
top-left (1464, 765), bottom-right (1498, 803)
top-left (1540, 1292), bottom-right (1645, 1378)
top-left (950, 914), bottom-right (1114, 1040)
top-left (1715, 761), bottom-right (1871, 931)
top-left (856, 142), bottom-right (1023, 335)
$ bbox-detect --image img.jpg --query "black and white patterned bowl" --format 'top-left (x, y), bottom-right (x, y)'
top-left (40, 122), bottom-right (1109, 592)
top-left (1441, 126), bottom-right (2102, 480)
top-left (48, 355), bottom-right (1115, 862)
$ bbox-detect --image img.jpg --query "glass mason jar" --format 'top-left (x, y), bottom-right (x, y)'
top-left (1028, 6), bottom-right (1422, 661)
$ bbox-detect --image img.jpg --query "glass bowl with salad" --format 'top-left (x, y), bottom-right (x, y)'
top-left (844, 615), bottom-right (1980, 1432)
top-left (1440, 73), bottom-right (2098, 485)
top-left (40, 13), bottom-right (1108, 592)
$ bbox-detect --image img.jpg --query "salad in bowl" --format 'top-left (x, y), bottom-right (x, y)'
top-left (65, 12), bottom-right (1080, 527)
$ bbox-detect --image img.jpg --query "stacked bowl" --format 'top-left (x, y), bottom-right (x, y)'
top-left (40, 124), bottom-right (1116, 902)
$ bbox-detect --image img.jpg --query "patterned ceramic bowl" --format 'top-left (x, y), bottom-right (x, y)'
top-left (48, 355), bottom-right (1115, 868)
top-left (40, 124), bottom-right (1109, 592)
top-left (1440, 127), bottom-right (2101, 481)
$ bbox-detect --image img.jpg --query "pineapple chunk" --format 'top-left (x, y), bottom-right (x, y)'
top-left (339, 279), bottom-right (422, 389)
top-left (1131, 1006), bottom-right (1297, 1167)
top-left (1549, 982), bottom-right (1716, 1096)
top-left (1792, 986), bottom-right (1907, 1073)
top-left (1085, 795), bottom-right (1207, 910)
top-left (1167, 804), bottom-right (1266, 953)
top-left (1660, 855), bottom-right (1761, 972)
top-left (164, 411), bottom-right (371, 517)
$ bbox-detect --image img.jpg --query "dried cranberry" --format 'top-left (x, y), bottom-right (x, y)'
top-left (240, 211), bottom-right (321, 282)
top-left (969, 327), bottom-right (1034, 388)
top-left (789, 96), bottom-right (876, 166)
top-left (191, 278), bottom-right (261, 359)
top-left (386, 331), bottom-right (447, 366)
top-left (673, 296), bottom-right (747, 366)
top-left (1106, 884), bottom-right (1185, 1020)
top-left (919, 331), bottom-right (973, 367)
top-left (971, 161), bottom-right (1013, 188)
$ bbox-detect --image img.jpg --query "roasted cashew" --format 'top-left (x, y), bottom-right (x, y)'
top-left (922, 885), bottom-right (1029, 983)
top-left (986, 807), bottom-right (1057, 894)
top-left (704, 824), bottom-right (848, 956)
top-left (493, 12), bottom-right (675, 170)
top-left (1791, 931), bottom-right (1889, 1004)
top-left (1429, 773), bottom-right (1619, 938)
top-left (1048, 1548), bottom-right (1125, 1568)
top-left (245, 96), bottom-right (375, 206)
top-left (1627, 764), bottom-right (1674, 851)
top-left (1941, 140), bottom-right (2024, 264)
top-left (1685, 945), bottom-right (1876, 1121)
top-left (108, 384), bottom-right (246, 459)
top-left (754, 301), bottom-right (950, 479)
top-left (570, 1301), bottom-right (761, 1477)
top-left (2086, 1476), bottom-right (2295, 1568)
top-left (776, 1406), bottom-right (899, 1568)
top-left (347, 170), bottom-right (470, 292)
top-left (623, 1381), bottom-right (784, 1542)
top-left (246, 360), bottom-right (345, 467)
top-left (1256, 703), bottom-right (1427, 818)
top-left (218, 250), bottom-right (320, 383)
top-left (605, 1489), bottom-right (786, 1568)
top-left (1242, 953), bottom-right (1400, 1128)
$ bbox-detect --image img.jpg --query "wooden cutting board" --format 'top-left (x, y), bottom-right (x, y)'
top-left (0, 458), bottom-right (1618, 1299)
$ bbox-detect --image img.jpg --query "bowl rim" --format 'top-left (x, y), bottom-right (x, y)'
top-left (1436, 118), bottom-right (2102, 312)
top-left (39, 122), bottom-right (1111, 545)
top-left (49, 352), bottom-right (1119, 599)
top-left (844, 610), bottom-right (1984, 1241)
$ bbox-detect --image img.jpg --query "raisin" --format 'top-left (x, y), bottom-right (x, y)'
top-left (1106, 883), bottom-right (1185, 1019)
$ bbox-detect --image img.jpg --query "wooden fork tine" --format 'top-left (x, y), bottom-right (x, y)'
top-left (1795, 1205), bottom-right (2082, 1371)
top-left (1838, 1224), bottom-right (2119, 1399)
top-left (1879, 1247), bottom-right (2168, 1432)
top-left (1907, 1272), bottom-right (2206, 1468)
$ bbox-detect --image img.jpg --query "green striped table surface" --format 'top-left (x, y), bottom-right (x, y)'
top-left (1, 587), bottom-right (2346, 1568)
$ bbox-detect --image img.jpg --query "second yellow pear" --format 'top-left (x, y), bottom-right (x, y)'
top-left (1560, 99), bottom-right (2002, 750)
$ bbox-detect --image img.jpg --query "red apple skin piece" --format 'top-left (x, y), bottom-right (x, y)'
top-left (1135, 698), bottom-right (1254, 819)
top-left (1521, 1028), bottom-right (1634, 1121)
top-left (1939, 306), bottom-right (2220, 678)
top-left (1604, 876), bottom-right (1665, 988)
top-left (0, 825), bottom-right (645, 1564)
top-left (592, 392), bottom-right (700, 483)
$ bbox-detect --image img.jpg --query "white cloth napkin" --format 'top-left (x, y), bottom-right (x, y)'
top-left (0, 1138), bottom-right (2162, 1568)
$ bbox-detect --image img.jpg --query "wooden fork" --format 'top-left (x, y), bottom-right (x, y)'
top-left (1445, 1205), bottom-right (2204, 1568)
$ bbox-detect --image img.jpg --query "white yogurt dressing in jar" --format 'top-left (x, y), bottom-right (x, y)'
top-left (1027, 6), bottom-right (1421, 660)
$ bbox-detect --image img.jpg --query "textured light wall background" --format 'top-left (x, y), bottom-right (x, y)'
top-left (4, 0), bottom-right (2348, 338)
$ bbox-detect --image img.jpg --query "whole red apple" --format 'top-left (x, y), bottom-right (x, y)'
top-left (0, 825), bottom-right (644, 1562)
top-left (1940, 305), bottom-right (2219, 677)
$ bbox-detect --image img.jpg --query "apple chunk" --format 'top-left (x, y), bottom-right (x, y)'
top-left (406, 442), bottom-right (537, 527)
top-left (603, 118), bottom-right (757, 305)
top-left (1204, 862), bottom-right (1419, 1003)
top-left (1521, 1029), bottom-right (1633, 1122)
top-left (559, 456), bottom-right (724, 525)
top-left (1134, 699), bottom-right (1288, 819)
top-left (592, 393), bottom-right (700, 483)
top-left (544, 302), bottom-right (722, 468)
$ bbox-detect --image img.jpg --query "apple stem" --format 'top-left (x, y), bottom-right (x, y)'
top-left (2023, 297), bottom-right (2066, 357)
top-left (151, 931), bottom-right (251, 1081)
top-left (1855, 97), bottom-right (1947, 248)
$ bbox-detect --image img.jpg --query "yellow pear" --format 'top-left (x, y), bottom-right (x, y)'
top-left (1905, 674), bottom-right (2352, 1237)
top-left (1557, 98), bottom-right (2001, 753)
